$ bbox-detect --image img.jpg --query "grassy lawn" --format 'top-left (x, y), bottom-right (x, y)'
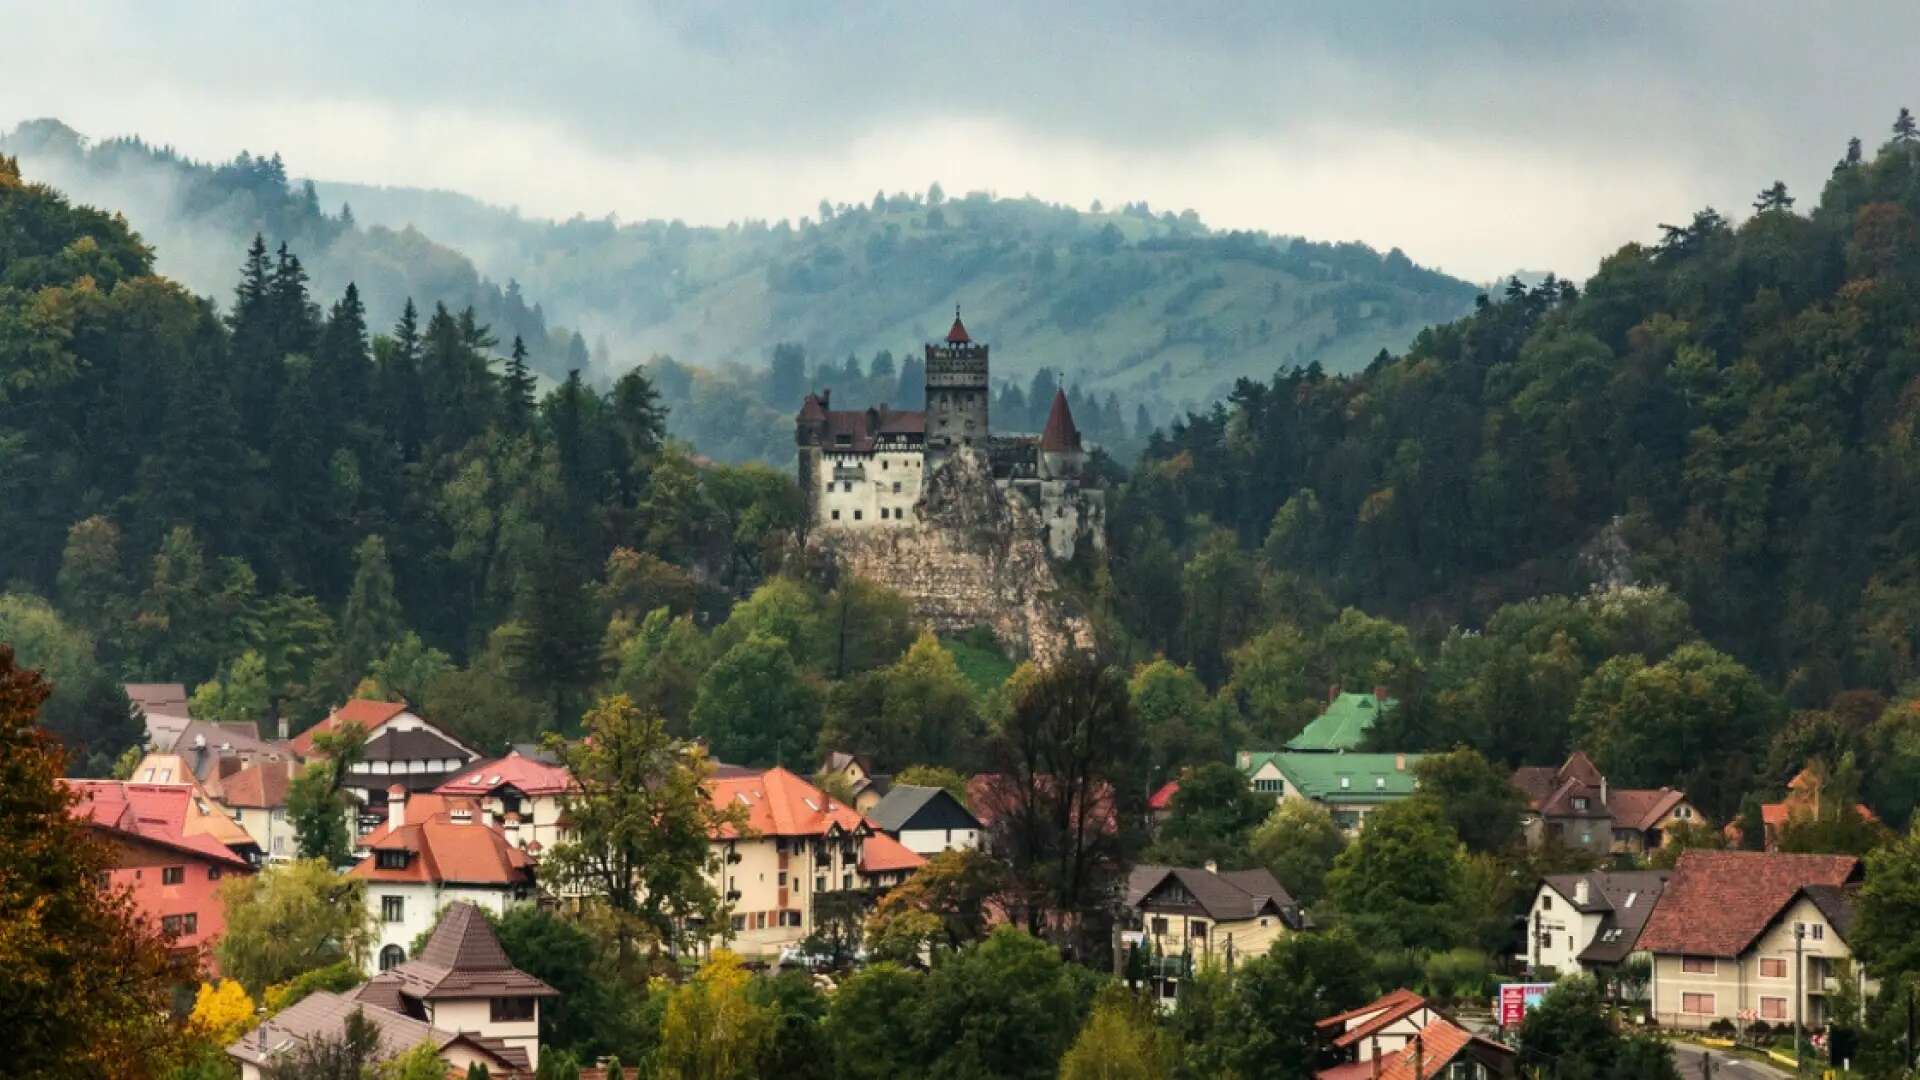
top-left (943, 631), bottom-right (1016, 698)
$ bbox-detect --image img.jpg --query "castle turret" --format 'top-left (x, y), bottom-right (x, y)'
top-left (1038, 389), bottom-right (1085, 480)
top-left (924, 306), bottom-right (989, 471)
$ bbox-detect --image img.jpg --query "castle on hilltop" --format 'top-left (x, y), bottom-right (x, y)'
top-left (796, 309), bottom-right (1105, 560)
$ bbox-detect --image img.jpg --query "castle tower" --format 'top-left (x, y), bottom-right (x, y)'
top-left (924, 306), bottom-right (989, 470)
top-left (1038, 389), bottom-right (1085, 480)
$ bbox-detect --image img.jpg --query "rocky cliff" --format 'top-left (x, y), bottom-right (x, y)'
top-left (808, 447), bottom-right (1094, 665)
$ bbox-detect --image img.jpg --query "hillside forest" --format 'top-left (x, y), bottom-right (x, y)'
top-left (7, 116), bottom-right (1920, 859)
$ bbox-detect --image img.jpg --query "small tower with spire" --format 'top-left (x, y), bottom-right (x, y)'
top-left (924, 304), bottom-right (990, 471)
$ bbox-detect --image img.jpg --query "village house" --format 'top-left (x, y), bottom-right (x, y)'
top-left (1124, 863), bottom-right (1309, 1004)
top-left (1511, 752), bottom-right (1703, 855)
top-left (1238, 750), bottom-right (1425, 831)
top-left (227, 902), bottom-right (550, 1077)
top-left (706, 766), bottom-right (925, 958)
top-left (216, 758), bottom-right (304, 862)
top-left (433, 749), bottom-right (575, 856)
top-left (292, 699), bottom-right (479, 812)
top-left (164, 718), bottom-right (297, 784)
top-left (817, 750), bottom-right (891, 814)
top-left (865, 783), bottom-right (983, 856)
top-left (1315, 991), bottom-right (1518, 1080)
top-left (65, 780), bottom-right (255, 970)
top-left (349, 787), bottom-right (537, 974)
top-left (1724, 765), bottom-right (1879, 851)
top-left (123, 752), bottom-right (262, 863)
top-left (1636, 850), bottom-right (1871, 1032)
top-left (125, 681), bottom-right (192, 749)
top-left (1288, 687), bottom-right (1397, 752)
top-left (1519, 870), bottom-right (1669, 979)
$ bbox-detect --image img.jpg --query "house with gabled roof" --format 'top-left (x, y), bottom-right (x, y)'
top-left (122, 753), bottom-right (262, 863)
top-left (1519, 870), bottom-right (1669, 978)
top-left (349, 786), bottom-right (536, 974)
top-left (1314, 990), bottom-right (1517, 1078)
top-left (1723, 765), bottom-right (1880, 851)
top-left (65, 780), bottom-right (255, 969)
top-left (227, 902), bottom-right (550, 1078)
top-left (1289, 687), bottom-right (1397, 752)
top-left (706, 766), bottom-right (925, 957)
top-left (292, 699), bottom-right (480, 825)
top-left (1124, 863), bottom-right (1308, 985)
top-left (1511, 752), bottom-right (1703, 856)
top-left (865, 783), bottom-right (982, 855)
top-left (435, 749), bottom-right (575, 856)
top-left (1238, 749), bottom-right (1425, 831)
top-left (216, 757), bottom-right (304, 862)
top-left (1637, 850), bottom-right (1871, 1031)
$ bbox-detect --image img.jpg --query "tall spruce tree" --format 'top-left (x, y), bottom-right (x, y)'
top-left (503, 335), bottom-right (537, 435)
top-left (317, 282), bottom-right (373, 428)
top-left (378, 299), bottom-right (427, 459)
top-left (339, 536), bottom-right (404, 690)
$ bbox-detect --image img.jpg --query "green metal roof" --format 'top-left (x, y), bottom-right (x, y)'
top-left (1241, 750), bottom-right (1426, 804)
top-left (1286, 692), bottom-right (1396, 751)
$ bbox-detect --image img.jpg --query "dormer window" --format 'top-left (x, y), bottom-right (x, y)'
top-left (1572, 797), bottom-right (1589, 811)
top-left (376, 850), bottom-right (410, 870)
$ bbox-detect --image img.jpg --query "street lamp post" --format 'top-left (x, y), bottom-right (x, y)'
top-left (1794, 922), bottom-right (1806, 1060)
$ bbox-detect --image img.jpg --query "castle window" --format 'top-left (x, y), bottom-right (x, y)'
top-left (893, 482), bottom-right (903, 493)
top-left (854, 511), bottom-right (863, 521)
top-left (831, 510), bottom-right (841, 521)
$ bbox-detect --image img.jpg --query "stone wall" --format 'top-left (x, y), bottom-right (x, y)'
top-left (809, 447), bottom-right (1094, 665)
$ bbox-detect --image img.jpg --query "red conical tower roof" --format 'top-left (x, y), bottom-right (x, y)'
top-left (1040, 389), bottom-right (1081, 452)
top-left (946, 304), bottom-right (971, 344)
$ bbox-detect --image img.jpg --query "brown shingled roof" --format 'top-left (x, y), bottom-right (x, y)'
top-left (356, 902), bottom-right (557, 1003)
top-left (1636, 850), bottom-right (1860, 958)
top-left (1039, 389), bottom-right (1081, 452)
top-left (946, 310), bottom-right (971, 343)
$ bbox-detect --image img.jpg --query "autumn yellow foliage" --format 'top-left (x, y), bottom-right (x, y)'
top-left (188, 979), bottom-right (257, 1045)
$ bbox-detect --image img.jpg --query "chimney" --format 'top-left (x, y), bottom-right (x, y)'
top-left (1601, 775), bottom-right (1609, 806)
top-left (1371, 1038), bottom-right (1383, 1079)
top-left (1411, 1034), bottom-right (1423, 1080)
top-left (1395, 753), bottom-right (1407, 772)
top-left (1204, 859), bottom-right (1219, 875)
top-left (1237, 750), bottom-right (1251, 770)
top-left (269, 698), bottom-right (285, 742)
top-left (387, 785), bottom-right (406, 832)
top-left (1575, 878), bottom-right (1590, 906)
top-left (481, 805), bottom-right (494, 829)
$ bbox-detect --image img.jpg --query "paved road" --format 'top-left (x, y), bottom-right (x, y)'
top-left (1669, 1041), bottom-right (1792, 1080)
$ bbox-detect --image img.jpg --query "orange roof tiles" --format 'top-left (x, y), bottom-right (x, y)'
top-left (708, 766), bottom-right (868, 839)
top-left (289, 699), bottom-right (411, 755)
top-left (64, 780), bottom-right (252, 867)
top-left (1636, 850), bottom-right (1860, 957)
top-left (859, 831), bottom-right (927, 873)
top-left (1039, 389), bottom-right (1082, 452)
top-left (436, 751), bottom-right (574, 798)
top-left (349, 813), bottom-right (533, 887)
top-left (1374, 1019), bottom-right (1500, 1080)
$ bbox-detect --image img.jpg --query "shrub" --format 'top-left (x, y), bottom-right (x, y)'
top-left (1421, 948), bottom-right (1492, 1004)
top-left (1708, 1017), bottom-right (1737, 1038)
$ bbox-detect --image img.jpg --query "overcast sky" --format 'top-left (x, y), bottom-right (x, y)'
top-left (4, 2), bottom-right (1916, 280)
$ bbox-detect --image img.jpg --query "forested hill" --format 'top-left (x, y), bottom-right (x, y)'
top-left (317, 175), bottom-right (1480, 418)
top-left (0, 119), bottom-right (587, 379)
top-left (1108, 127), bottom-right (1920, 708)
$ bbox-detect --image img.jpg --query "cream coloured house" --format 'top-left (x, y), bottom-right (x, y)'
top-left (1638, 850), bottom-right (1869, 1031)
top-left (433, 749), bottom-right (574, 856)
top-left (1123, 863), bottom-right (1309, 1006)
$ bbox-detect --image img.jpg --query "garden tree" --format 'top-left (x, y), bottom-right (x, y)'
top-left (611, 607), bottom-right (709, 735)
top-left (1645, 819), bottom-right (1728, 869)
top-left (215, 859), bottom-right (372, 996)
top-left (1145, 762), bottom-right (1272, 869)
top-left (490, 905), bottom-right (648, 1063)
top-left (1852, 821), bottom-right (1920, 988)
top-left (386, 1042), bottom-right (451, 1080)
top-left (542, 695), bottom-right (745, 971)
top-left (802, 889), bottom-right (868, 969)
top-left (821, 576), bottom-right (920, 678)
top-left (653, 951), bottom-right (772, 1080)
top-left (1518, 976), bottom-right (1678, 1079)
top-left (1409, 747), bottom-right (1527, 853)
top-left (986, 655), bottom-right (1148, 950)
top-left (864, 848), bottom-right (1007, 964)
top-left (709, 576), bottom-right (825, 667)
top-left (825, 964), bottom-right (925, 1079)
top-left (0, 645), bottom-right (187, 1077)
top-left (1131, 658), bottom-right (1231, 786)
top-left (420, 667), bottom-right (546, 755)
top-left (338, 535), bottom-right (404, 688)
top-left (1247, 798), bottom-right (1346, 907)
top-left (1572, 642), bottom-right (1781, 820)
top-left (912, 927), bottom-right (1089, 1080)
top-left (747, 969), bottom-right (832, 1080)
top-left (260, 1007), bottom-right (382, 1080)
top-left (1776, 753), bottom-right (1889, 855)
top-left (1324, 799), bottom-right (1470, 953)
top-left (1059, 985), bottom-right (1176, 1080)
top-left (357, 632), bottom-right (453, 705)
top-left (893, 764), bottom-right (971, 805)
top-left (692, 632), bottom-right (824, 766)
top-left (817, 631), bottom-right (982, 771)
top-left (0, 591), bottom-right (142, 775)
top-left (262, 960), bottom-right (363, 1014)
top-left (1210, 930), bottom-right (1375, 1079)
top-left (187, 978), bottom-right (259, 1046)
top-left (287, 721), bottom-right (366, 865)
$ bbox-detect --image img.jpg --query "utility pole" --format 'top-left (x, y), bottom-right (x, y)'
top-left (1794, 922), bottom-right (1806, 1060)
top-left (1699, 1049), bottom-right (1713, 1079)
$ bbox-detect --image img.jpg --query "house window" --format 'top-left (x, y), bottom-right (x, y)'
top-left (1809, 923), bottom-right (1824, 941)
top-left (1760, 957), bottom-right (1787, 979)
top-left (1682, 993), bottom-right (1716, 1015)
top-left (208, 865), bottom-right (223, 880)
top-left (1374, 776), bottom-right (1386, 789)
top-left (490, 997), bottom-right (536, 1023)
top-left (1760, 997), bottom-right (1788, 1020)
top-left (382, 895), bottom-right (406, 923)
top-left (782, 911), bottom-right (802, 927)
top-left (816, 875), bottom-right (827, 893)
top-left (842, 872), bottom-right (853, 890)
top-left (893, 482), bottom-right (902, 493)
top-left (1338, 776), bottom-right (1351, 789)
top-left (1682, 956), bottom-right (1715, 974)
top-left (162, 866), bottom-right (185, 885)
top-left (376, 850), bottom-right (409, 870)
top-left (778, 871), bottom-right (787, 888)
top-left (1542, 895), bottom-right (1553, 910)
top-left (1151, 917), bottom-right (1169, 936)
top-left (379, 945), bottom-right (406, 970)
top-left (1190, 920), bottom-right (1208, 940)
top-left (1572, 797), bottom-right (1589, 811)
top-left (853, 510), bottom-right (863, 521)
top-left (731, 915), bottom-right (746, 932)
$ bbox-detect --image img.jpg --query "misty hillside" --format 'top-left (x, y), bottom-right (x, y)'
top-left (318, 177), bottom-right (1481, 415)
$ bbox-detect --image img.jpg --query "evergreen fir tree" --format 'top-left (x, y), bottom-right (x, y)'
top-left (1753, 180), bottom-right (1794, 213)
top-left (503, 335), bottom-right (537, 435)
top-left (339, 535), bottom-right (404, 689)
top-left (270, 242), bottom-right (319, 359)
top-left (1896, 107), bottom-right (1917, 143)
top-left (317, 282), bottom-right (373, 427)
top-left (379, 299), bottom-right (427, 460)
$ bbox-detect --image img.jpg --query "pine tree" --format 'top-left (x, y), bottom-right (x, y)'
top-left (503, 335), bottom-right (537, 435)
top-left (1895, 107), bottom-right (1917, 143)
top-left (1844, 136), bottom-right (1864, 168)
top-left (339, 535), bottom-right (404, 689)
top-left (380, 299), bottom-right (427, 459)
top-left (317, 282), bottom-right (373, 429)
top-left (1753, 180), bottom-right (1794, 214)
top-left (270, 242), bottom-right (319, 359)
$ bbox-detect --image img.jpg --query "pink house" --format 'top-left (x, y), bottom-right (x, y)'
top-left (66, 780), bottom-right (255, 970)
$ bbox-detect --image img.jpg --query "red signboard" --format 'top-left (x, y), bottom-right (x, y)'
top-left (1497, 983), bottom-right (1553, 1026)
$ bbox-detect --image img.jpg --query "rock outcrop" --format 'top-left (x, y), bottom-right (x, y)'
top-left (809, 447), bottom-right (1094, 665)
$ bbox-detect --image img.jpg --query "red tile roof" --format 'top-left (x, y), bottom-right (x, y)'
top-left (1636, 850), bottom-right (1860, 957)
top-left (219, 758), bottom-right (301, 809)
top-left (1148, 780), bottom-right (1180, 811)
top-left (709, 766), bottom-right (869, 839)
top-left (349, 813), bottom-right (534, 887)
top-left (859, 831), bottom-right (927, 873)
top-left (946, 310), bottom-right (971, 343)
top-left (290, 699), bottom-right (411, 755)
top-left (435, 751), bottom-right (574, 798)
top-left (1605, 787), bottom-right (1688, 831)
top-left (1039, 389), bottom-right (1081, 452)
top-left (1332, 990), bottom-right (1430, 1049)
top-left (64, 780), bottom-right (253, 867)
top-left (814, 405), bottom-right (926, 453)
top-left (1316, 988), bottom-right (1425, 1031)
top-left (1373, 1018), bottom-right (1511, 1080)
